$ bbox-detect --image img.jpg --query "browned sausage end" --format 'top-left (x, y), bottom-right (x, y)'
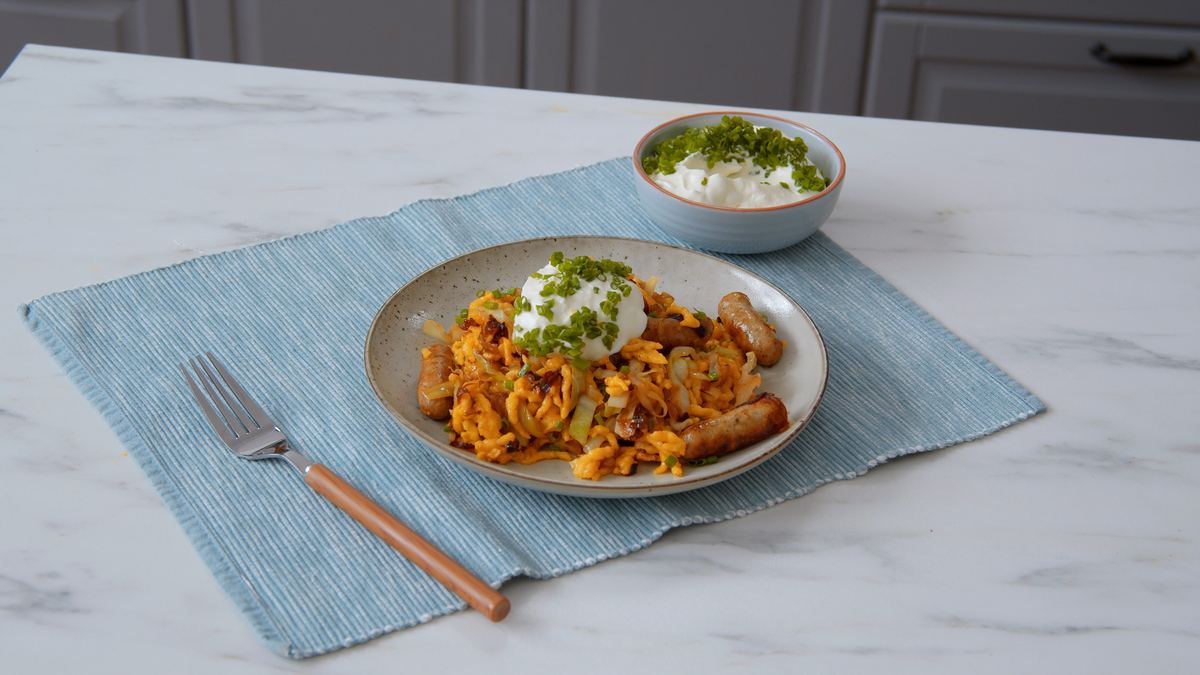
top-left (417, 343), bottom-right (454, 420)
top-left (679, 392), bottom-right (788, 459)
top-left (641, 313), bottom-right (715, 351)
top-left (718, 292), bottom-right (783, 367)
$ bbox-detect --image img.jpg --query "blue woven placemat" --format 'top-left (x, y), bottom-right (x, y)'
top-left (21, 158), bottom-right (1044, 658)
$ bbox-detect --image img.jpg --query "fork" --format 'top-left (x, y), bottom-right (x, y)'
top-left (180, 351), bottom-right (510, 622)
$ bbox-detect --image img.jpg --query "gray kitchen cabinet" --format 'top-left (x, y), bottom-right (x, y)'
top-left (523, 0), bottom-right (869, 114)
top-left (0, 0), bottom-right (186, 72)
top-left (863, 3), bottom-right (1200, 140)
top-left (186, 0), bottom-right (523, 87)
top-left (7, 0), bottom-right (1200, 140)
top-left (877, 0), bottom-right (1200, 27)
top-left (186, 0), bottom-right (869, 115)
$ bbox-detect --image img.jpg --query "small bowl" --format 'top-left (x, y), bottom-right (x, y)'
top-left (633, 112), bottom-right (845, 254)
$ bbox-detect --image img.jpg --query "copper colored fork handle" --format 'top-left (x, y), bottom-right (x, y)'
top-left (304, 464), bottom-right (510, 622)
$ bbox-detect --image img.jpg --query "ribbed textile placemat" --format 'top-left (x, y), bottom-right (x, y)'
top-left (21, 157), bottom-right (1044, 658)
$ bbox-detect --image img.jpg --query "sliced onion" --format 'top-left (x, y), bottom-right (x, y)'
top-left (635, 383), bottom-right (668, 418)
top-left (735, 373), bottom-right (762, 406)
top-left (734, 352), bottom-right (761, 405)
top-left (519, 405), bottom-right (544, 437)
top-left (475, 353), bottom-right (506, 386)
top-left (671, 382), bottom-right (690, 417)
top-left (742, 351), bottom-right (758, 374)
top-left (480, 306), bottom-right (508, 324)
top-left (422, 319), bottom-right (453, 345)
top-left (569, 390), bottom-right (599, 444)
top-left (607, 393), bottom-right (629, 409)
top-left (668, 346), bottom-right (697, 361)
top-left (667, 347), bottom-right (695, 416)
top-left (583, 434), bottom-right (605, 453)
top-left (668, 346), bottom-right (696, 382)
top-left (716, 346), bottom-right (740, 361)
top-left (422, 381), bottom-right (455, 400)
top-left (672, 358), bottom-right (690, 383)
top-left (564, 364), bottom-right (586, 415)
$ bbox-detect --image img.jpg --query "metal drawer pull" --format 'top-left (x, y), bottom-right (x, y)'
top-left (1091, 42), bottom-right (1195, 68)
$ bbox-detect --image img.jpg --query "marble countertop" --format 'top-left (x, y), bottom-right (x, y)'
top-left (3, 45), bottom-right (1198, 673)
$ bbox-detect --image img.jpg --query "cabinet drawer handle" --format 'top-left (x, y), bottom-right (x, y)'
top-left (1090, 42), bottom-right (1194, 68)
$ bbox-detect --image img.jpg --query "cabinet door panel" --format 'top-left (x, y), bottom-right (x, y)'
top-left (219, 0), bottom-right (521, 86)
top-left (525, 0), bottom-right (870, 114)
top-left (878, 0), bottom-right (1200, 28)
top-left (523, 0), bottom-right (812, 109)
top-left (915, 63), bottom-right (1200, 139)
top-left (0, 0), bottom-right (185, 73)
top-left (864, 13), bottom-right (1200, 140)
top-left (570, 0), bottom-right (804, 109)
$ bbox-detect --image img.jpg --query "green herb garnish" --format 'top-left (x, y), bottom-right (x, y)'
top-left (641, 115), bottom-right (830, 192)
top-left (513, 253), bottom-right (635, 361)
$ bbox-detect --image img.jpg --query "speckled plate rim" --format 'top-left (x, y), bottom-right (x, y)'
top-left (363, 236), bottom-right (828, 498)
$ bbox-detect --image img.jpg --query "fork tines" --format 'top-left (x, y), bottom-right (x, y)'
top-left (180, 352), bottom-right (269, 443)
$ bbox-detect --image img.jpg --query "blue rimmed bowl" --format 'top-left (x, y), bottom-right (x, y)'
top-left (633, 111), bottom-right (845, 254)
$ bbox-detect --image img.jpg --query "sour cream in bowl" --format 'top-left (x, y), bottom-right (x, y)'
top-left (652, 150), bottom-right (823, 209)
top-left (633, 112), bottom-right (845, 254)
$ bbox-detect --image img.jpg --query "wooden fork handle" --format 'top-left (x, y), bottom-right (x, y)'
top-left (304, 463), bottom-right (510, 622)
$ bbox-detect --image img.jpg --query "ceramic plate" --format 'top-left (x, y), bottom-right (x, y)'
top-left (364, 236), bottom-right (827, 498)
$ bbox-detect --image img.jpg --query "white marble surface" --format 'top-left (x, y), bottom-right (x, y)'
top-left (2, 44), bottom-right (1199, 673)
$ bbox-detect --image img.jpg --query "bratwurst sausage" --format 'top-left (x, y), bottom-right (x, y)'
top-left (417, 343), bottom-right (454, 420)
top-left (641, 313), bottom-right (714, 351)
top-left (718, 292), bottom-right (783, 366)
top-left (680, 392), bottom-right (788, 459)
